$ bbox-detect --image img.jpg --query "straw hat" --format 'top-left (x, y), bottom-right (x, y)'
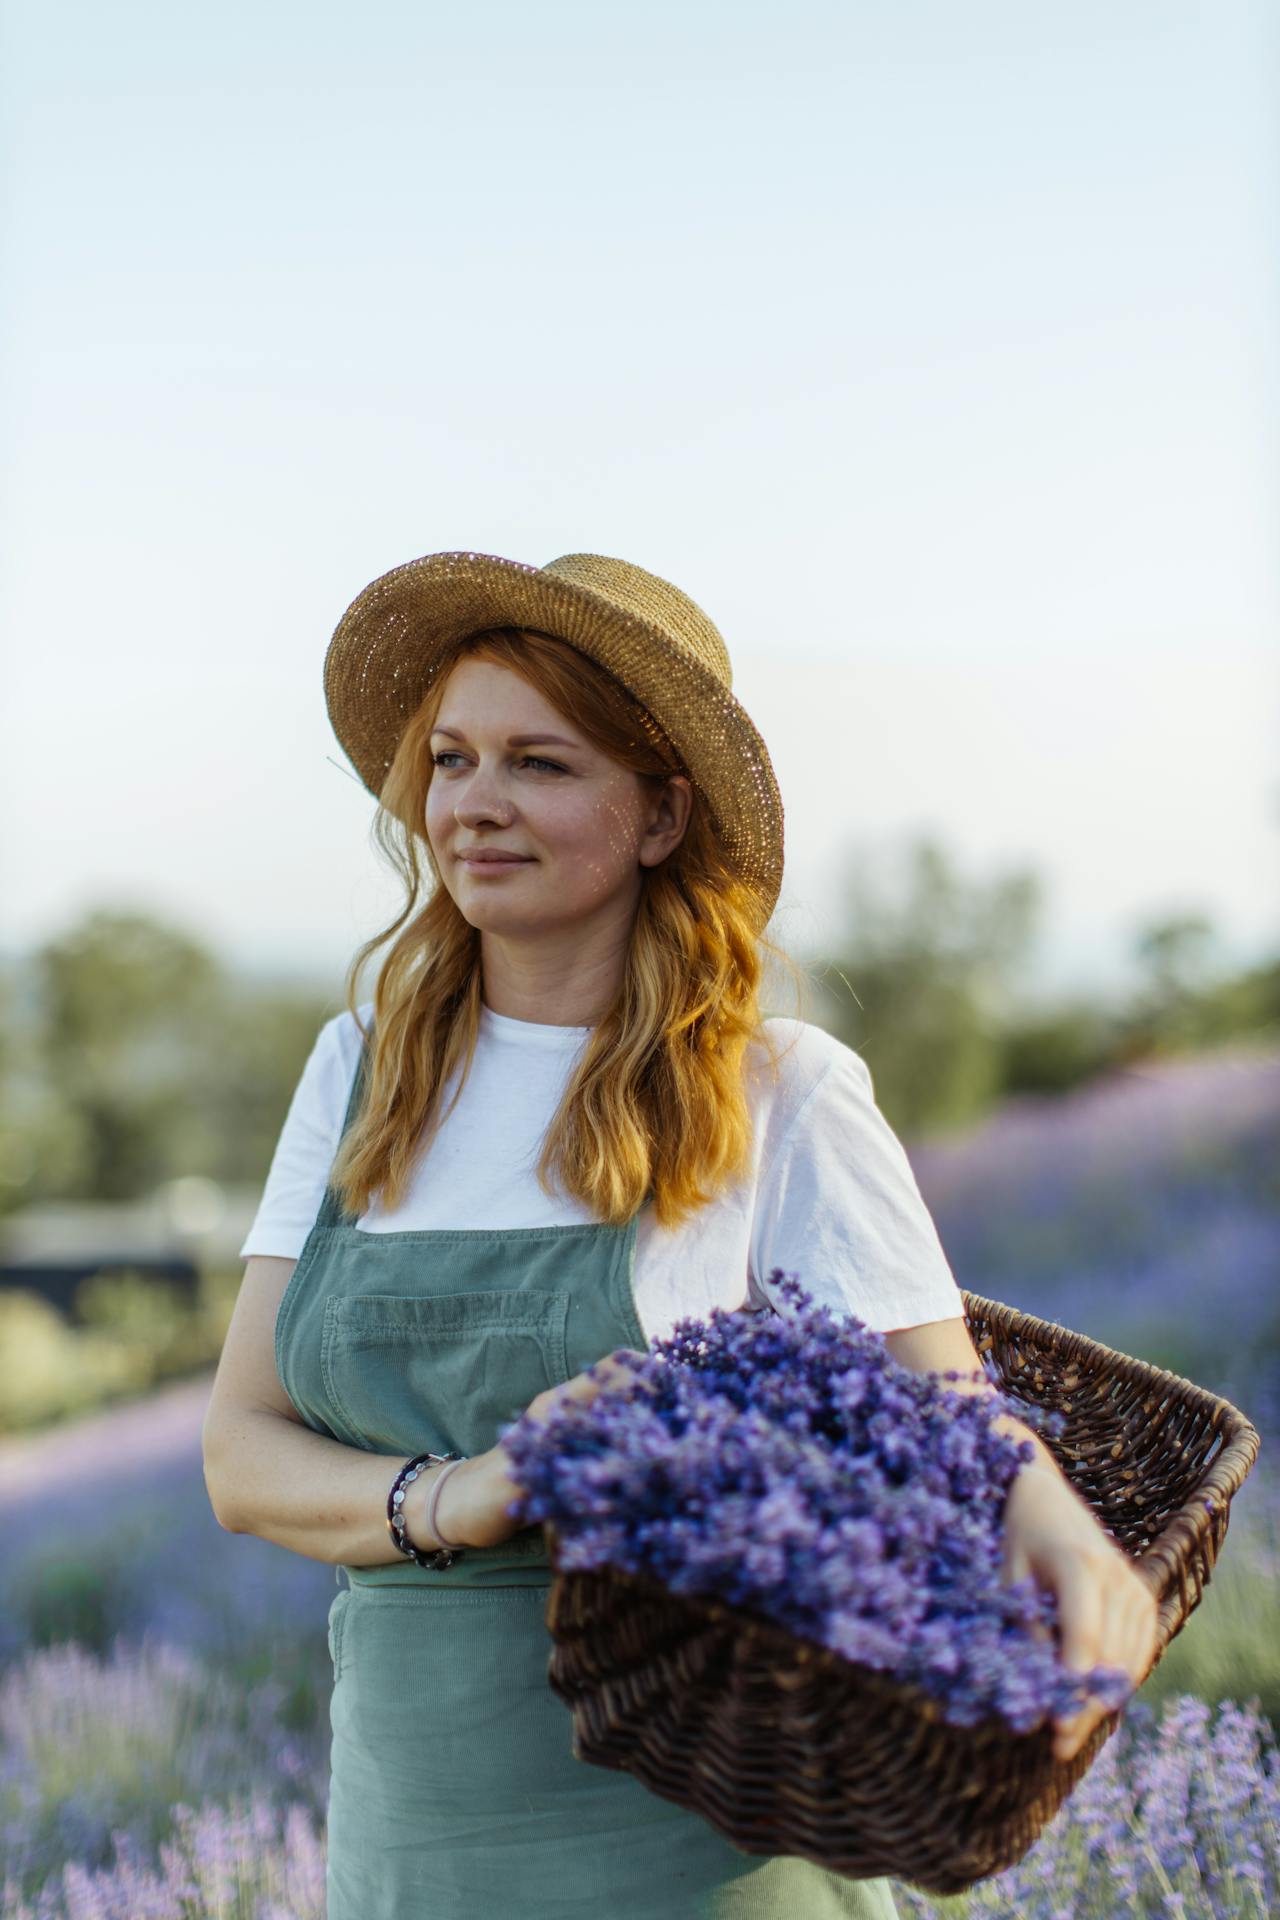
top-left (323, 549), bottom-right (785, 919)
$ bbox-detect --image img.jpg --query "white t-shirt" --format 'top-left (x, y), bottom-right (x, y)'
top-left (239, 1001), bottom-right (966, 1345)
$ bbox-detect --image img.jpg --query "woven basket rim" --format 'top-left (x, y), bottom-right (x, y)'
top-left (957, 1288), bottom-right (1262, 1505)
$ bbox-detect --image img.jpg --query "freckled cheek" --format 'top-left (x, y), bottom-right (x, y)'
top-left (589, 791), bottom-right (644, 849)
top-left (424, 798), bottom-right (465, 882)
top-left (559, 795), bottom-right (645, 898)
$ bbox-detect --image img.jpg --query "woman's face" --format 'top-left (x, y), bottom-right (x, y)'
top-left (424, 656), bottom-right (691, 941)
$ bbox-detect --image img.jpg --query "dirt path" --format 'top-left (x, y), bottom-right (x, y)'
top-left (0, 1370), bottom-right (215, 1507)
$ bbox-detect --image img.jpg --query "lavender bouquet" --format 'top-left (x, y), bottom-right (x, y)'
top-left (499, 1275), bottom-right (1135, 1739)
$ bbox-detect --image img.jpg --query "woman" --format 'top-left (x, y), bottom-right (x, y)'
top-left (203, 549), bottom-right (1158, 1920)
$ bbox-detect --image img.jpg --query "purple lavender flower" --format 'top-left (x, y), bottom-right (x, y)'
top-left (894, 1694), bottom-right (1280, 1917)
top-left (0, 1634), bottom-right (329, 1901)
top-left (500, 1276), bottom-right (1131, 1737)
top-left (0, 1795), bottom-right (326, 1920)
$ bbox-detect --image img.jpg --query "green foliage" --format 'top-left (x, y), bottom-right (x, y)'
top-left (0, 907), bottom-right (334, 1213)
top-left (74, 1267), bottom-right (188, 1343)
top-left (995, 1002), bottom-right (1115, 1095)
top-left (1114, 932), bottom-right (1280, 1060)
top-left (808, 834), bottom-right (1043, 1138)
top-left (0, 1290), bottom-right (147, 1433)
top-left (810, 839), bottom-right (1278, 1136)
top-left (0, 882), bottom-right (1274, 1235)
top-left (1135, 1482), bottom-right (1280, 1737)
top-left (15, 1554), bottom-right (114, 1655)
top-left (0, 1269), bottom-right (242, 1436)
top-left (35, 911), bottom-right (225, 1199)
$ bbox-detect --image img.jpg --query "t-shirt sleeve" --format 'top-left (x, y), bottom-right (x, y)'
top-left (748, 1033), bottom-right (965, 1334)
top-left (237, 1010), bottom-right (363, 1260)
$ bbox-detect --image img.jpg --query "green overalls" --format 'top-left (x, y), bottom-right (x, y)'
top-left (274, 1027), bottom-right (901, 1920)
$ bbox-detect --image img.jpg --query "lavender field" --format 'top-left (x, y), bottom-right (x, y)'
top-left (1, 1044), bottom-right (1277, 1917)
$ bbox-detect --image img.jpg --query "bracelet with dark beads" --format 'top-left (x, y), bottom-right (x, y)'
top-left (387, 1450), bottom-right (466, 1571)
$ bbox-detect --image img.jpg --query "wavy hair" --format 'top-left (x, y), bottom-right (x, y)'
top-left (329, 625), bottom-right (809, 1230)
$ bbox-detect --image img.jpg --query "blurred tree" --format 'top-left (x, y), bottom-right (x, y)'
top-left (3, 891), bottom-right (1274, 1220)
top-left (1115, 911), bottom-right (1272, 1059)
top-left (194, 984), bottom-right (339, 1184)
top-left (9, 909), bottom-right (334, 1204)
top-left (996, 1000), bottom-right (1117, 1095)
top-left (35, 911), bottom-right (225, 1199)
top-left (1195, 953), bottom-right (1280, 1046)
top-left (1134, 912), bottom-right (1218, 1000)
top-left (808, 836), bottom-right (1043, 1138)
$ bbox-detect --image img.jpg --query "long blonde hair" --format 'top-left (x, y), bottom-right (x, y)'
top-left (330, 625), bottom-right (807, 1230)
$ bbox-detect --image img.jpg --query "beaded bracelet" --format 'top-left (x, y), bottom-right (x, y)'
top-left (387, 1450), bottom-right (468, 1570)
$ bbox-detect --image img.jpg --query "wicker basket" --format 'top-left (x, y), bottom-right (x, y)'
top-left (541, 1291), bottom-right (1262, 1896)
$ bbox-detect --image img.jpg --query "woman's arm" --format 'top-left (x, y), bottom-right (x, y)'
top-left (884, 1316), bottom-right (1159, 1762)
top-left (201, 1256), bottom-right (618, 1560)
top-left (883, 1316), bottom-right (1065, 1475)
top-left (201, 1255), bottom-right (488, 1564)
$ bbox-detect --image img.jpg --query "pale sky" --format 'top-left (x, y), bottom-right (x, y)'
top-left (2, 1), bottom-right (1276, 1008)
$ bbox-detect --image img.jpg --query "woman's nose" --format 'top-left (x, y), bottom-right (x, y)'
top-left (455, 776), bottom-right (515, 829)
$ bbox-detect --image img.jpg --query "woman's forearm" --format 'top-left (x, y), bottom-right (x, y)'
top-left (984, 1406), bottom-right (1067, 1479)
top-left (941, 1378), bottom-right (1074, 1488)
top-left (204, 1410), bottom-right (464, 1567)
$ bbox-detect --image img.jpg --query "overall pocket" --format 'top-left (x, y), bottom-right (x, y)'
top-left (320, 1288), bottom-right (572, 1457)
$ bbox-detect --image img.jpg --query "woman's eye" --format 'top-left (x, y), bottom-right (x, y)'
top-left (430, 752), bottom-right (566, 773)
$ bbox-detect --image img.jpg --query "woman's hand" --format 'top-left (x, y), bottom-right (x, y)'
top-left (517, 1347), bottom-right (651, 1432)
top-left (402, 1451), bottom-right (522, 1553)
top-left (1001, 1461), bottom-right (1160, 1762)
top-left (404, 1350), bottom-right (650, 1553)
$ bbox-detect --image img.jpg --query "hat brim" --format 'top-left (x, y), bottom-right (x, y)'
top-left (323, 550), bottom-right (784, 919)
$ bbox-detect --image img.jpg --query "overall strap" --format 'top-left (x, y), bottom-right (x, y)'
top-left (315, 1018), bottom-right (376, 1231)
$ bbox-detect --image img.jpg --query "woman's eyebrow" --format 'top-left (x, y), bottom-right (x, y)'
top-left (430, 726), bottom-right (580, 749)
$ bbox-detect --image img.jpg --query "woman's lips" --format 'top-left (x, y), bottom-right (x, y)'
top-left (458, 853), bottom-right (535, 871)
